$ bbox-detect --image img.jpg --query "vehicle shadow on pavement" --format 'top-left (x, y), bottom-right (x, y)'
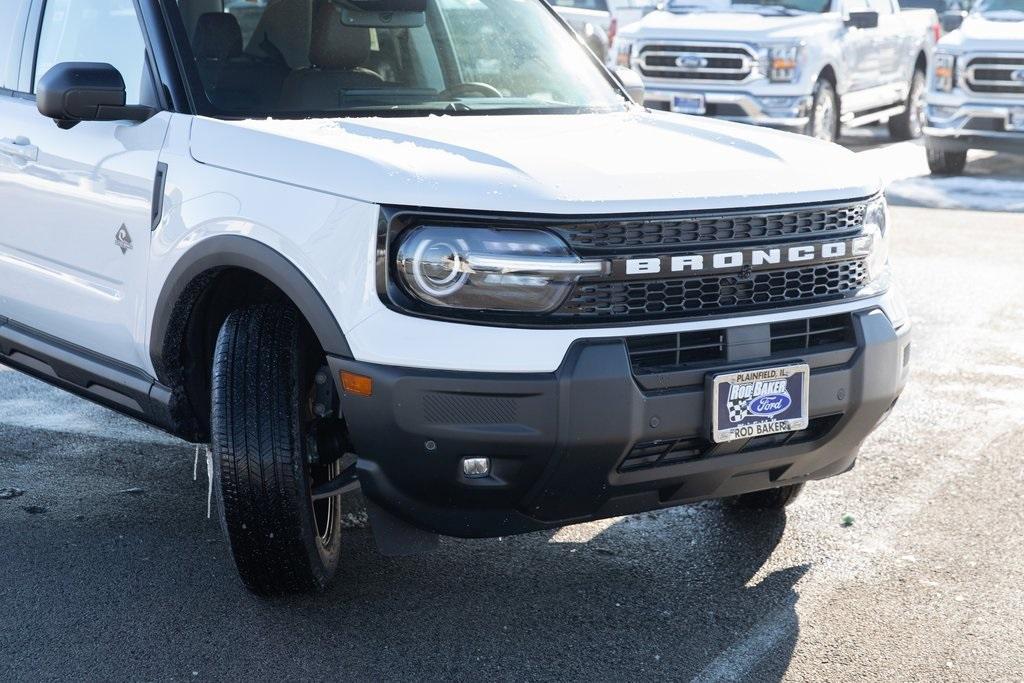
top-left (0, 413), bottom-right (808, 683)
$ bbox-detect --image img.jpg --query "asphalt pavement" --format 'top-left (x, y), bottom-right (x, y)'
top-left (1, 139), bottom-right (1023, 682)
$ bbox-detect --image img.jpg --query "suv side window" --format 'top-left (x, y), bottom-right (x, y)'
top-left (0, 1), bottom-right (31, 90)
top-left (33, 0), bottom-right (149, 104)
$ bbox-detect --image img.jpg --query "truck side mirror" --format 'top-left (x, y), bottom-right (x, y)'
top-left (940, 10), bottom-right (965, 32)
top-left (614, 67), bottom-right (646, 105)
top-left (36, 62), bottom-right (155, 130)
top-left (845, 10), bottom-right (879, 29)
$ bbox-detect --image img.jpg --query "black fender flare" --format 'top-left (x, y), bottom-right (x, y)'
top-left (149, 235), bottom-right (353, 380)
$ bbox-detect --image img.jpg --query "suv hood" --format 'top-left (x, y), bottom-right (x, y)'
top-left (618, 9), bottom-right (834, 42)
top-left (189, 111), bottom-right (879, 214)
top-left (945, 15), bottom-right (1024, 51)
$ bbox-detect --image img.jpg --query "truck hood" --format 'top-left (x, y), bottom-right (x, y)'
top-left (943, 15), bottom-right (1024, 52)
top-left (618, 9), bottom-right (834, 42)
top-left (189, 111), bottom-right (879, 214)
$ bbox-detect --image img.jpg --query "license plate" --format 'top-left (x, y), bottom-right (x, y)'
top-left (671, 94), bottom-right (706, 115)
top-left (1009, 109), bottom-right (1024, 132)
top-left (709, 364), bottom-right (810, 444)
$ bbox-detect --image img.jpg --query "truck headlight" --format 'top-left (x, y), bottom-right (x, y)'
top-left (394, 226), bottom-right (603, 313)
top-left (759, 43), bottom-right (803, 83)
top-left (933, 52), bottom-right (957, 92)
top-left (613, 39), bottom-right (635, 68)
top-left (852, 197), bottom-right (891, 296)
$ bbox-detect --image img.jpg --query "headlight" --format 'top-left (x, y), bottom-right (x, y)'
top-left (852, 197), bottom-right (891, 296)
top-left (613, 39), bottom-right (635, 68)
top-left (759, 43), bottom-right (803, 83)
top-left (933, 52), bottom-right (957, 92)
top-left (394, 226), bottom-right (602, 313)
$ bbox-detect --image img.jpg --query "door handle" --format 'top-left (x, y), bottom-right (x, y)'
top-left (0, 136), bottom-right (39, 162)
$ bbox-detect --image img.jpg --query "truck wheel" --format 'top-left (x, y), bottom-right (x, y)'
top-left (888, 70), bottom-right (926, 141)
top-left (926, 143), bottom-right (967, 175)
top-left (727, 483), bottom-right (805, 510)
top-left (807, 79), bottom-right (839, 143)
top-left (211, 304), bottom-right (342, 595)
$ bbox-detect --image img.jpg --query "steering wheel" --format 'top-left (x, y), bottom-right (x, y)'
top-left (439, 82), bottom-right (503, 100)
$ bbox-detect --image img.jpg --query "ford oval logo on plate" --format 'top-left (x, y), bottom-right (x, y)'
top-left (747, 393), bottom-right (792, 418)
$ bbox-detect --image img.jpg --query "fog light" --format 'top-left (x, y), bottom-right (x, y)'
top-left (462, 457), bottom-right (491, 478)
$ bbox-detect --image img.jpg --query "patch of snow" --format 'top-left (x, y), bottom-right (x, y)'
top-left (853, 140), bottom-right (1023, 212)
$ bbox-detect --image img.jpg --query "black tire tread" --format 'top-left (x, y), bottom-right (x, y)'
top-left (888, 70), bottom-right (925, 141)
top-left (926, 145), bottom-right (968, 176)
top-left (212, 304), bottom-right (334, 595)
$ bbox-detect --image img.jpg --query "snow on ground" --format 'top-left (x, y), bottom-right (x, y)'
top-left (847, 129), bottom-right (1024, 213)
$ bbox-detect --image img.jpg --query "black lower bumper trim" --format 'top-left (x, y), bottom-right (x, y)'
top-left (330, 309), bottom-right (910, 539)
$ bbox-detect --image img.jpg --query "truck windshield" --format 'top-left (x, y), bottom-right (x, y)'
top-left (973, 0), bottom-right (1024, 16)
top-left (667, 0), bottom-right (831, 13)
top-left (172, 0), bottom-right (627, 118)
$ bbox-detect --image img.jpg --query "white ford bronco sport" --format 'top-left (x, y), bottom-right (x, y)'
top-left (0, 0), bottom-right (910, 595)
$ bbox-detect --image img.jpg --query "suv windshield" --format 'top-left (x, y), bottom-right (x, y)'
top-left (667, 0), bottom-right (831, 13)
top-left (172, 0), bottom-right (627, 118)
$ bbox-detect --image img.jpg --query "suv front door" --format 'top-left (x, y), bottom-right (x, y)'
top-left (0, 0), bottom-right (169, 371)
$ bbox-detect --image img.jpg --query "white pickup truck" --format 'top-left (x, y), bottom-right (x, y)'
top-left (924, 0), bottom-right (1024, 174)
top-left (0, 0), bottom-right (909, 596)
top-left (613, 0), bottom-right (940, 142)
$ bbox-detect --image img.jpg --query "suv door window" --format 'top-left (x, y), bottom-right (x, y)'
top-left (33, 0), bottom-right (149, 104)
top-left (0, 1), bottom-right (31, 90)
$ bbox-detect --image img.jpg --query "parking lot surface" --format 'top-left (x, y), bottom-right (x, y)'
top-left (2, 139), bottom-right (1023, 682)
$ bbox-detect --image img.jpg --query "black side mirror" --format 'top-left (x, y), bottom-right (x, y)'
top-left (36, 62), bottom-right (155, 130)
top-left (846, 10), bottom-right (880, 28)
top-left (940, 10), bottom-right (965, 32)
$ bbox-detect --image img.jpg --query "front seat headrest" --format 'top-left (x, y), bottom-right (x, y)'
top-left (193, 12), bottom-right (244, 60)
top-left (310, 3), bottom-right (371, 70)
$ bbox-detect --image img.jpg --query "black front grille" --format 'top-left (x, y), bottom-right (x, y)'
top-left (627, 328), bottom-right (726, 372)
top-left (626, 313), bottom-right (855, 374)
top-left (555, 203), bottom-right (866, 252)
top-left (557, 261), bottom-right (868, 322)
top-left (769, 314), bottom-right (856, 354)
top-left (966, 56), bottom-right (1024, 95)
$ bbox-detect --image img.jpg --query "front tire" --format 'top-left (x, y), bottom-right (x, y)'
top-left (888, 70), bottom-right (926, 141)
top-left (926, 142), bottom-right (967, 175)
top-left (807, 79), bottom-right (839, 143)
top-left (727, 483), bottom-right (805, 510)
top-left (212, 304), bottom-right (342, 595)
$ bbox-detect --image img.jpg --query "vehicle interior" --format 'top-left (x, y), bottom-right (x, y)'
top-left (174, 0), bottom-right (625, 115)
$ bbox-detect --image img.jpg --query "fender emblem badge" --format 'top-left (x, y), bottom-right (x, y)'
top-left (115, 224), bottom-right (133, 254)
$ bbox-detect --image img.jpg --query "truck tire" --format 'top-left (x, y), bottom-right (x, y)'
top-left (727, 483), bottom-right (805, 510)
top-left (211, 304), bottom-right (342, 595)
top-left (926, 143), bottom-right (967, 175)
top-left (888, 70), bottom-right (926, 141)
top-left (807, 79), bottom-right (839, 143)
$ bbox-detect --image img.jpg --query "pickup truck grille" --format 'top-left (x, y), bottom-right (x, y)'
top-left (556, 260), bottom-right (867, 321)
top-left (637, 43), bottom-right (756, 82)
top-left (965, 54), bottom-right (1024, 96)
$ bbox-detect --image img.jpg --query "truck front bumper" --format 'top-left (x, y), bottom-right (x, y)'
top-left (330, 308), bottom-right (910, 538)
top-left (643, 87), bottom-right (812, 131)
top-left (925, 101), bottom-right (1024, 154)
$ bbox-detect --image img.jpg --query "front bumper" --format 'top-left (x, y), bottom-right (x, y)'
top-left (643, 87), bottom-right (812, 131)
top-left (331, 308), bottom-right (910, 538)
top-left (925, 101), bottom-right (1024, 154)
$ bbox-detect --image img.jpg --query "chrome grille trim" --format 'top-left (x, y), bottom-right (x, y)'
top-left (636, 41), bottom-right (758, 82)
top-left (964, 53), bottom-right (1024, 96)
